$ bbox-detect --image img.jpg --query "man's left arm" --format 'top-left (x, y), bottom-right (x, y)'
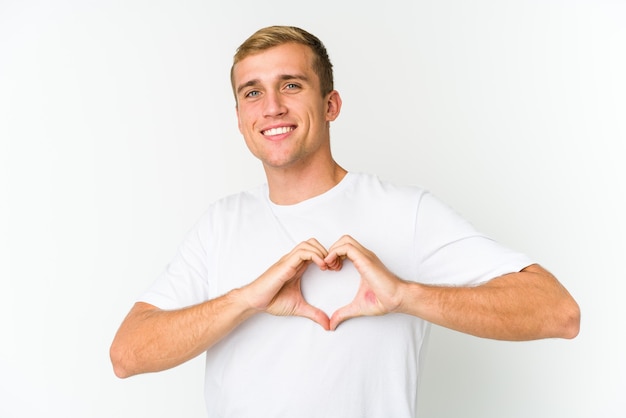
top-left (325, 235), bottom-right (580, 340)
top-left (399, 263), bottom-right (580, 340)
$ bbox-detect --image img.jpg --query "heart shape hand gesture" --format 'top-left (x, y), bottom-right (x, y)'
top-left (324, 235), bottom-right (407, 330)
top-left (243, 235), bottom-right (406, 331)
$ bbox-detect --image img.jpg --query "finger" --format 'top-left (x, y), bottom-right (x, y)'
top-left (284, 247), bottom-right (325, 272)
top-left (303, 237), bottom-right (329, 256)
top-left (301, 250), bottom-right (330, 271)
top-left (297, 303), bottom-right (331, 331)
top-left (327, 234), bottom-right (362, 252)
top-left (325, 243), bottom-right (360, 266)
top-left (295, 239), bottom-right (330, 270)
top-left (329, 302), bottom-right (360, 331)
top-left (323, 251), bottom-right (344, 271)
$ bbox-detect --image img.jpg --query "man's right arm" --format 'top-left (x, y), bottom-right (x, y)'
top-left (109, 290), bottom-right (255, 378)
top-left (109, 238), bottom-right (333, 378)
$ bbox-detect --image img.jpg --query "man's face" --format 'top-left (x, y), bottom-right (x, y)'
top-left (232, 42), bottom-right (341, 170)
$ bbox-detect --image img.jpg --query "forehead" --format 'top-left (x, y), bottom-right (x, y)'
top-left (233, 43), bottom-right (316, 87)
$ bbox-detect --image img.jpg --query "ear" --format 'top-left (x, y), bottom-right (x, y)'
top-left (325, 90), bottom-right (342, 122)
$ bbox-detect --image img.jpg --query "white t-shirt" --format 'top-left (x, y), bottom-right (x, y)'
top-left (140, 172), bottom-right (533, 418)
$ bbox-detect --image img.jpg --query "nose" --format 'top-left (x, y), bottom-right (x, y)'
top-left (263, 90), bottom-right (287, 117)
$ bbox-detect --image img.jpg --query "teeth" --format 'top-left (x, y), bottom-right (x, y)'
top-left (263, 126), bottom-right (293, 136)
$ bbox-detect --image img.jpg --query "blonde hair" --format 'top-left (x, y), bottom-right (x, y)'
top-left (230, 26), bottom-right (334, 98)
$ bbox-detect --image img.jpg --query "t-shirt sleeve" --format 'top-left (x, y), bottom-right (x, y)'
top-left (137, 214), bottom-right (211, 310)
top-left (414, 191), bottom-right (534, 286)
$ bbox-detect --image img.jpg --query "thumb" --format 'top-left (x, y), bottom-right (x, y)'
top-left (329, 303), bottom-right (360, 331)
top-left (297, 303), bottom-right (331, 331)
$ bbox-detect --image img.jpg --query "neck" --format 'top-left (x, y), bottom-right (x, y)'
top-left (264, 160), bottom-right (347, 205)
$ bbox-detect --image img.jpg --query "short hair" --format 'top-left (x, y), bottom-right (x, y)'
top-left (230, 26), bottom-right (334, 98)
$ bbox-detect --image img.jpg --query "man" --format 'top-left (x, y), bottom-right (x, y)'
top-left (110, 25), bottom-right (580, 417)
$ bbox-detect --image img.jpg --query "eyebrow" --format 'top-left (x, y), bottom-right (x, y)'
top-left (236, 74), bottom-right (310, 96)
top-left (236, 79), bottom-right (260, 96)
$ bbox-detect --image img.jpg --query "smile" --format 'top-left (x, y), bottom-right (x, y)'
top-left (262, 126), bottom-right (295, 136)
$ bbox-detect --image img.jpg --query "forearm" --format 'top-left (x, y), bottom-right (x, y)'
top-left (399, 264), bottom-right (580, 341)
top-left (110, 288), bottom-right (255, 378)
top-left (110, 239), bottom-right (338, 378)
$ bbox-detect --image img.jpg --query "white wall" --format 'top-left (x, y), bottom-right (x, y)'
top-left (1, 0), bottom-right (624, 417)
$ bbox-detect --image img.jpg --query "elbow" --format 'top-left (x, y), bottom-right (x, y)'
top-left (554, 298), bottom-right (581, 340)
top-left (109, 341), bottom-right (135, 379)
top-left (562, 300), bottom-right (581, 339)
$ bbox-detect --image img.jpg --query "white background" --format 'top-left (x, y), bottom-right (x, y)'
top-left (1, 0), bottom-right (624, 417)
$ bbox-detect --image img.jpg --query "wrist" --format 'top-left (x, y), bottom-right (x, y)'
top-left (227, 286), bottom-right (262, 320)
top-left (394, 280), bottom-right (424, 316)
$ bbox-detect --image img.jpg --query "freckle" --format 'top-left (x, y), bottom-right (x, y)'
top-left (365, 290), bottom-right (376, 304)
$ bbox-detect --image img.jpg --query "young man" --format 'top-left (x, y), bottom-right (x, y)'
top-left (110, 25), bottom-right (580, 417)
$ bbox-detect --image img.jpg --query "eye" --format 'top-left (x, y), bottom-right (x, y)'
top-left (284, 83), bottom-right (300, 91)
top-left (245, 90), bottom-right (260, 98)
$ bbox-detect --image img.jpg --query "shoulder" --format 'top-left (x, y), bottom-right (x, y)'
top-left (348, 172), bottom-right (428, 202)
top-left (208, 184), bottom-right (266, 213)
top-left (186, 184), bottom-right (268, 233)
top-left (347, 172), bottom-right (469, 228)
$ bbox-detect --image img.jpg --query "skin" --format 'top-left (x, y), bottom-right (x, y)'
top-left (324, 235), bottom-right (580, 339)
top-left (109, 42), bottom-right (580, 379)
top-left (234, 42), bottom-right (346, 204)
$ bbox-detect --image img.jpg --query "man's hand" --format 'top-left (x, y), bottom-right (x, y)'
top-left (323, 236), bottom-right (579, 340)
top-left (243, 238), bottom-right (340, 330)
top-left (324, 235), bottom-right (406, 330)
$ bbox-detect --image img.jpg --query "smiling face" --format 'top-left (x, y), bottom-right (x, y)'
top-left (233, 42), bottom-right (342, 172)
